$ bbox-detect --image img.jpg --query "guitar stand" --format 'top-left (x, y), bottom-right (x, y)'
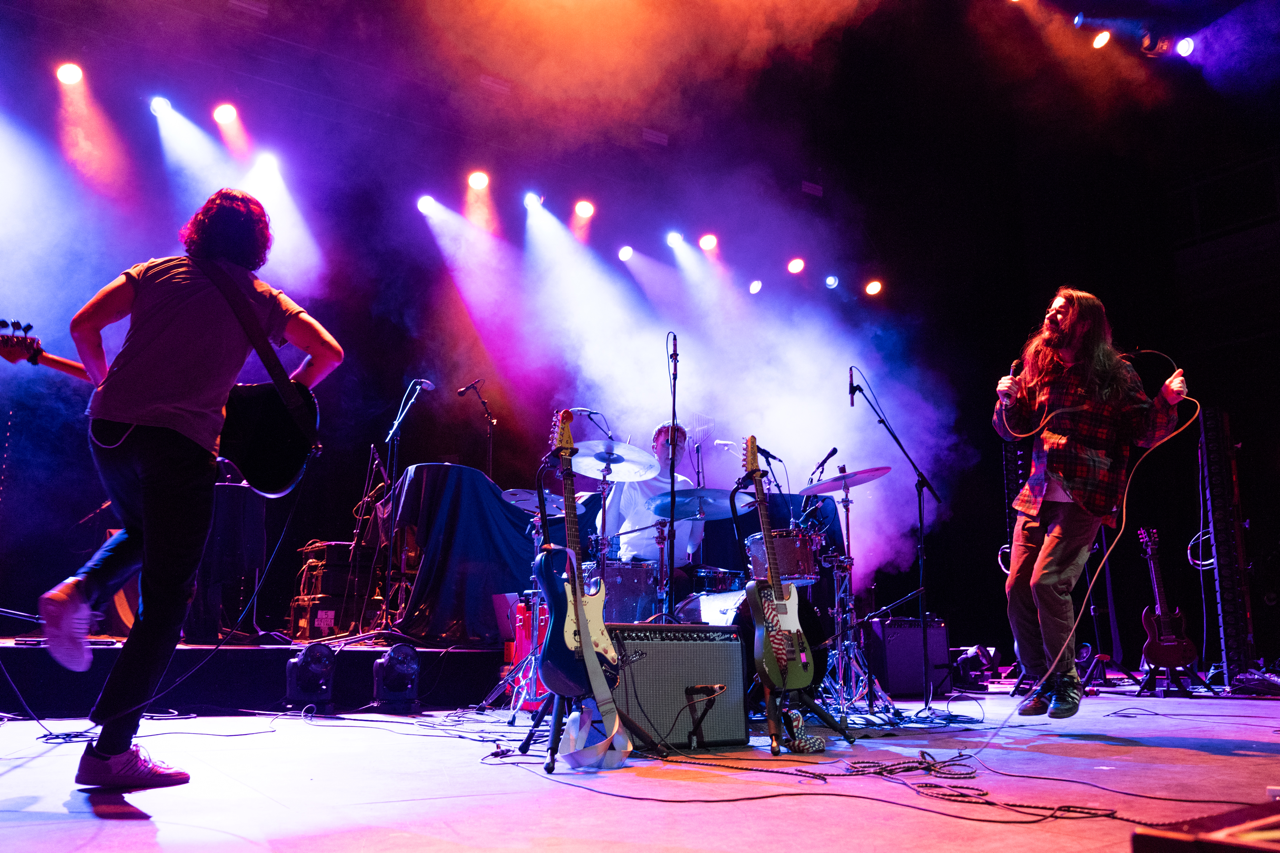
top-left (516, 692), bottom-right (666, 773)
top-left (1135, 664), bottom-right (1219, 698)
top-left (762, 684), bottom-right (856, 756)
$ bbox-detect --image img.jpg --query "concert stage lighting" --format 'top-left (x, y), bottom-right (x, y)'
top-left (787, 258), bottom-right (805, 274)
top-left (575, 200), bottom-right (595, 218)
top-left (865, 280), bottom-right (883, 295)
top-left (666, 232), bottom-right (683, 247)
top-left (55, 64), bottom-right (83, 85)
top-left (618, 245), bottom-right (633, 261)
top-left (417, 195), bottom-right (435, 214)
top-left (825, 276), bottom-right (839, 289)
top-left (286, 642), bottom-right (335, 714)
top-left (749, 280), bottom-right (763, 294)
top-left (1093, 31), bottom-right (1111, 48)
top-left (213, 104), bottom-right (238, 124)
top-left (1176, 38), bottom-right (1194, 57)
top-left (150, 97), bottom-right (172, 116)
top-left (373, 643), bottom-right (421, 714)
top-left (469, 171), bottom-right (490, 190)
top-left (524, 192), bottom-right (542, 208)
top-left (698, 234), bottom-right (717, 251)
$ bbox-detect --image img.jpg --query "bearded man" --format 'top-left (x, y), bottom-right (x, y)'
top-left (994, 288), bottom-right (1185, 718)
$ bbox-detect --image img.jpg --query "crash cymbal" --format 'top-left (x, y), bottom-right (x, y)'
top-left (643, 488), bottom-right (757, 522)
top-left (571, 440), bottom-right (660, 482)
top-left (798, 466), bottom-right (892, 497)
top-left (501, 488), bottom-right (585, 516)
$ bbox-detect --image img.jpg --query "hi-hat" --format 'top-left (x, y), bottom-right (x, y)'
top-left (570, 440), bottom-right (659, 482)
top-left (798, 466), bottom-right (891, 497)
top-left (501, 488), bottom-right (585, 516)
top-left (643, 488), bottom-right (757, 521)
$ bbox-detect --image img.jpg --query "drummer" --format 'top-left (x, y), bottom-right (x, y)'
top-left (597, 421), bottom-right (705, 583)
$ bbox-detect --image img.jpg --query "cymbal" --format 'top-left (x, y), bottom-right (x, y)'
top-left (501, 488), bottom-right (585, 516)
top-left (643, 488), bottom-right (757, 522)
top-left (570, 440), bottom-right (660, 482)
top-left (798, 466), bottom-right (892, 497)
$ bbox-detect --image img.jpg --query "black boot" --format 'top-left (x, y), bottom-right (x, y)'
top-left (1016, 674), bottom-right (1056, 717)
top-left (1048, 672), bottom-right (1082, 719)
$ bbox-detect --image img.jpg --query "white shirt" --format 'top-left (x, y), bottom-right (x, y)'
top-left (596, 473), bottom-right (706, 566)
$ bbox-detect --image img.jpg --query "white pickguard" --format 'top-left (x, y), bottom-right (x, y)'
top-left (770, 583), bottom-right (803, 632)
top-left (562, 583), bottom-right (618, 665)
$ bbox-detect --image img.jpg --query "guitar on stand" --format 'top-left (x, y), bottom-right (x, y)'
top-left (1135, 528), bottom-right (1217, 697)
top-left (742, 436), bottom-right (854, 755)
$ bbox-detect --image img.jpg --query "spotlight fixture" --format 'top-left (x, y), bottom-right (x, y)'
top-left (666, 232), bottom-right (683, 247)
top-left (618, 246), bottom-right (634, 261)
top-left (212, 103), bottom-right (238, 124)
top-left (749, 280), bottom-right (763, 295)
top-left (865, 280), bottom-right (883, 296)
top-left (373, 643), bottom-right (421, 715)
top-left (286, 642), bottom-right (336, 714)
top-left (698, 234), bottom-right (717, 251)
top-left (575, 200), bottom-right (595, 218)
top-left (256, 153), bottom-right (279, 171)
top-left (468, 171), bottom-right (490, 190)
top-left (149, 97), bottom-right (172, 116)
top-left (524, 192), bottom-right (542, 208)
top-left (55, 63), bottom-right (83, 85)
top-left (1093, 31), bottom-right (1111, 48)
top-left (787, 258), bottom-right (805, 274)
top-left (417, 195), bottom-right (434, 214)
top-left (825, 276), bottom-right (839, 289)
top-left (1175, 37), bottom-right (1194, 57)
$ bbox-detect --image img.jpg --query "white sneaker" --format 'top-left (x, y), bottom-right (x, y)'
top-left (76, 745), bottom-right (190, 789)
top-left (38, 578), bottom-right (92, 672)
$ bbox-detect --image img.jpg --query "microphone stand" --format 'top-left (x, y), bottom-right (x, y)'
top-left (386, 380), bottom-right (430, 485)
top-left (462, 385), bottom-right (498, 480)
top-left (665, 332), bottom-right (678, 620)
top-left (850, 379), bottom-right (943, 708)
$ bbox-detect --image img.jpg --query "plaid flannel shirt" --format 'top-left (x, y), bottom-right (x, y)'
top-left (993, 359), bottom-right (1177, 526)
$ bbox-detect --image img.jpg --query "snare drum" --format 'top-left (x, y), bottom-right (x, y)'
top-left (583, 559), bottom-right (659, 623)
top-left (692, 565), bottom-right (745, 594)
top-left (745, 529), bottom-right (822, 587)
top-left (675, 590), bottom-right (747, 626)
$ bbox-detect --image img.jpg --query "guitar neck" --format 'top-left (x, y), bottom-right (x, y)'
top-left (751, 470), bottom-right (783, 599)
top-left (560, 459), bottom-right (583, 567)
top-left (39, 352), bottom-right (92, 384)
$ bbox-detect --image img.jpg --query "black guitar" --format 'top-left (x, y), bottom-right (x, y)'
top-left (1138, 528), bottom-right (1197, 670)
top-left (1, 326), bottom-right (317, 498)
top-left (532, 410), bottom-right (618, 698)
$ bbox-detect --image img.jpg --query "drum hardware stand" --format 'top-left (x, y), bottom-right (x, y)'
top-left (849, 372), bottom-right (942, 707)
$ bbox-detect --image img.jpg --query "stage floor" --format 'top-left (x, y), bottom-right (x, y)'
top-left (1, 691), bottom-right (1277, 853)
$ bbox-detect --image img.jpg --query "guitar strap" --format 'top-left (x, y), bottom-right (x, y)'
top-left (553, 545), bottom-right (632, 770)
top-left (191, 256), bottom-right (313, 436)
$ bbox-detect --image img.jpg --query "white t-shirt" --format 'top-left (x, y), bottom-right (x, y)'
top-left (597, 473), bottom-right (706, 565)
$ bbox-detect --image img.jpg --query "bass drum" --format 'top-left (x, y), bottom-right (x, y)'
top-left (675, 587), bottom-right (828, 700)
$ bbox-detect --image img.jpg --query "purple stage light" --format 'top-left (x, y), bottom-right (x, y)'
top-left (825, 275), bottom-right (839, 289)
top-left (666, 232), bottom-right (682, 247)
top-left (1176, 37), bottom-right (1194, 57)
top-left (618, 245), bottom-right (633, 261)
top-left (417, 195), bottom-right (435, 214)
top-left (150, 97), bottom-right (172, 115)
top-left (749, 280), bottom-right (763, 294)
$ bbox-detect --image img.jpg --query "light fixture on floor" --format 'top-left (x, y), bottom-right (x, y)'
top-left (373, 643), bottom-right (420, 715)
top-left (286, 642), bottom-right (335, 714)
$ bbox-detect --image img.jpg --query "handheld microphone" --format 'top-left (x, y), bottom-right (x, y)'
top-left (456, 379), bottom-right (481, 397)
top-left (812, 447), bottom-right (837, 477)
top-left (1010, 359), bottom-right (1023, 377)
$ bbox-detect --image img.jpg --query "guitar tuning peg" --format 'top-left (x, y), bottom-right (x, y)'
top-left (20, 323), bottom-right (32, 335)
top-left (0, 321), bottom-right (9, 330)
top-left (10, 321), bottom-right (20, 332)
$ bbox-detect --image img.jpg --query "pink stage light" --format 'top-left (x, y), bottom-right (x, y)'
top-left (575, 200), bottom-right (595, 218)
top-left (698, 234), bottom-right (717, 251)
top-left (865, 280), bottom-right (883, 295)
top-left (213, 104), bottom-right (238, 124)
top-left (787, 258), bottom-right (805, 274)
top-left (468, 171), bottom-right (490, 190)
top-left (56, 63), bottom-right (83, 85)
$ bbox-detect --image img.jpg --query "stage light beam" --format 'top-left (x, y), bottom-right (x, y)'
top-left (56, 64), bottom-right (83, 85)
top-left (469, 171), bottom-right (490, 190)
top-left (698, 234), bottom-right (717, 251)
top-left (417, 195), bottom-right (435, 214)
top-left (575, 200), bottom-right (595, 218)
top-left (524, 192), bottom-right (541, 208)
top-left (150, 97), bottom-right (172, 116)
top-left (667, 232), bottom-right (683, 247)
top-left (787, 258), bottom-right (805, 274)
top-left (213, 104), bottom-right (238, 124)
top-left (618, 246), bottom-right (633, 261)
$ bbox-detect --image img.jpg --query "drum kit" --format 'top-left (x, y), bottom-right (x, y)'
top-left (502, 435), bottom-right (898, 717)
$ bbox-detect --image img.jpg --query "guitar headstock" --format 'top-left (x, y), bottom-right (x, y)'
top-left (1138, 528), bottom-right (1159, 557)
top-left (742, 435), bottom-right (759, 475)
top-left (0, 321), bottom-right (39, 365)
top-left (549, 409), bottom-right (575, 460)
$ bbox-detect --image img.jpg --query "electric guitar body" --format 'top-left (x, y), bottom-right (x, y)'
top-left (1138, 528), bottom-right (1198, 670)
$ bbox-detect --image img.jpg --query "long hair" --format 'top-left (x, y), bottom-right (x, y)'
top-left (1020, 287), bottom-right (1124, 399)
top-left (180, 189), bottom-right (272, 270)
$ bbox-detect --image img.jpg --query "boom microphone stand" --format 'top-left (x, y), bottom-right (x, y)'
top-left (665, 332), bottom-right (678, 620)
top-left (850, 368), bottom-right (943, 707)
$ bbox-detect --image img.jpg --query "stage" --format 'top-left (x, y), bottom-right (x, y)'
top-left (1, 688), bottom-right (1276, 853)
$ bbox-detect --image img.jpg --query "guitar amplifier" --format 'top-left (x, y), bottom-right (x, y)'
top-left (607, 623), bottom-right (748, 749)
top-left (289, 595), bottom-right (339, 640)
top-left (862, 617), bottom-right (952, 697)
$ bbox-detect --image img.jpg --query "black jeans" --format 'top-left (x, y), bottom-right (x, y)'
top-left (76, 420), bottom-right (216, 749)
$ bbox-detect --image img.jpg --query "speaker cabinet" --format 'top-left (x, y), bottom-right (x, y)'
top-left (863, 617), bottom-right (951, 697)
top-left (607, 623), bottom-right (748, 749)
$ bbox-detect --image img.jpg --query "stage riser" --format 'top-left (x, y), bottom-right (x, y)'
top-left (0, 646), bottom-right (501, 718)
